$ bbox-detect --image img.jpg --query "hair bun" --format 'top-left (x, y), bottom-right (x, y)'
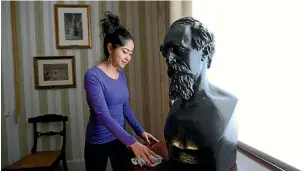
top-left (100, 11), bottom-right (120, 37)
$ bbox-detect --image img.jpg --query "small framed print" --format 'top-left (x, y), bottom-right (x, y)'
top-left (54, 4), bottom-right (92, 49)
top-left (33, 56), bottom-right (76, 89)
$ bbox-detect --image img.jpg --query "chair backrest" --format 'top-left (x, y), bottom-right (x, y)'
top-left (28, 114), bottom-right (68, 153)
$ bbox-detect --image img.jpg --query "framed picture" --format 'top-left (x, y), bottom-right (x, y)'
top-left (54, 4), bottom-right (92, 49)
top-left (33, 56), bottom-right (76, 89)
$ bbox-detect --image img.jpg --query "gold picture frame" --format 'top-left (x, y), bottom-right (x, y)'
top-left (33, 56), bottom-right (76, 89)
top-left (54, 4), bottom-right (92, 49)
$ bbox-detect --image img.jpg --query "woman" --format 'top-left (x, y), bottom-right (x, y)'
top-left (84, 11), bottom-right (159, 171)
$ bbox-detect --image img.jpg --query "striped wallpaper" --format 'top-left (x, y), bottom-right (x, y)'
top-left (1, 0), bottom-right (192, 168)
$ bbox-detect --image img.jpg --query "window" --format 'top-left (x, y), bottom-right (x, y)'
top-left (193, 0), bottom-right (303, 170)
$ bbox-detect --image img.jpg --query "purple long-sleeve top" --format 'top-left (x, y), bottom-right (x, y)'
top-left (84, 66), bottom-right (144, 147)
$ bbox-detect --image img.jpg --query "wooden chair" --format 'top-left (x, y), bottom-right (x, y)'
top-left (3, 114), bottom-right (68, 171)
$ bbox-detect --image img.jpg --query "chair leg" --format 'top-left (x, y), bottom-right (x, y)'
top-left (62, 155), bottom-right (68, 171)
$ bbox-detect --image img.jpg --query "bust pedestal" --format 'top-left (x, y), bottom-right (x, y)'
top-left (125, 141), bottom-right (238, 171)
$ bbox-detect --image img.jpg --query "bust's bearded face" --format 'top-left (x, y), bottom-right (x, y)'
top-left (161, 25), bottom-right (203, 101)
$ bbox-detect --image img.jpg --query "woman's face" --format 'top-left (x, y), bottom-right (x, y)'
top-left (108, 40), bottom-right (134, 69)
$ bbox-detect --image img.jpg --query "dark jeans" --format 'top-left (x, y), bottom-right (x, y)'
top-left (84, 139), bottom-right (132, 171)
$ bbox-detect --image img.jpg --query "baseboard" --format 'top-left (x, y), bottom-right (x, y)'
top-left (66, 160), bottom-right (85, 171)
top-left (59, 159), bottom-right (112, 171)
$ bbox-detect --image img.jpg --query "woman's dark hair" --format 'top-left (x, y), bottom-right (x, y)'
top-left (100, 11), bottom-right (134, 60)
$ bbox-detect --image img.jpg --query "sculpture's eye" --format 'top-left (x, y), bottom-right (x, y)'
top-left (161, 44), bottom-right (188, 57)
top-left (178, 47), bottom-right (186, 52)
top-left (173, 45), bottom-right (187, 54)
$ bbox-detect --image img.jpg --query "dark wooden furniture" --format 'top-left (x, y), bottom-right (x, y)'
top-left (126, 140), bottom-right (285, 171)
top-left (3, 114), bottom-right (68, 171)
top-left (126, 140), bottom-right (238, 171)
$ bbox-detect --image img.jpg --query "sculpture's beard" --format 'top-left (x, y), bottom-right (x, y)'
top-left (168, 63), bottom-right (194, 101)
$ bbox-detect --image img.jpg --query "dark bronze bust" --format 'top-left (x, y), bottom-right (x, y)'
top-left (160, 17), bottom-right (238, 171)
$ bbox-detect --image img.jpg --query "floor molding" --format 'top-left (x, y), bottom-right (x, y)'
top-left (56, 159), bottom-right (112, 171)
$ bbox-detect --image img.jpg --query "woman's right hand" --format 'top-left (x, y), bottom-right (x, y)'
top-left (130, 141), bottom-right (157, 167)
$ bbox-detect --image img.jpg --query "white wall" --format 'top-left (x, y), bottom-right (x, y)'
top-left (192, 0), bottom-right (303, 170)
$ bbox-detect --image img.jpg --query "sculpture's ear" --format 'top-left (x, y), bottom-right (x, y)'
top-left (201, 56), bottom-right (206, 61)
top-left (202, 45), bottom-right (211, 57)
top-left (202, 45), bottom-right (214, 68)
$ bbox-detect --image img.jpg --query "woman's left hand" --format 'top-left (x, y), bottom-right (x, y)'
top-left (140, 132), bottom-right (159, 144)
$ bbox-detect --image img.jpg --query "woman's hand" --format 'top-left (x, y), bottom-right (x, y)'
top-left (130, 141), bottom-right (157, 167)
top-left (140, 132), bottom-right (160, 144)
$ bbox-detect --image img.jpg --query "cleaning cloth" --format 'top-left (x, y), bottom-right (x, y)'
top-left (131, 155), bottom-right (163, 167)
